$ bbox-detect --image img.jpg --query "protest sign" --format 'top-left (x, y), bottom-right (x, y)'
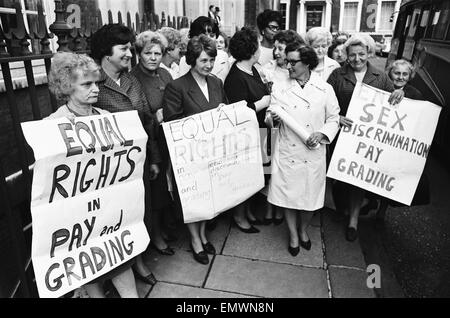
top-left (162, 102), bottom-right (264, 223)
top-left (21, 111), bottom-right (149, 298)
top-left (327, 83), bottom-right (441, 205)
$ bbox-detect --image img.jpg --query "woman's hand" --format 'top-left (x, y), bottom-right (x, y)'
top-left (149, 164), bottom-right (160, 180)
top-left (306, 132), bottom-right (325, 148)
top-left (216, 103), bottom-right (227, 111)
top-left (156, 108), bottom-right (164, 124)
top-left (388, 89), bottom-right (405, 106)
top-left (340, 115), bottom-right (353, 128)
top-left (269, 109), bottom-right (281, 122)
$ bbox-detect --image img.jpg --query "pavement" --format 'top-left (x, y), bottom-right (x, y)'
top-left (130, 201), bottom-right (380, 298)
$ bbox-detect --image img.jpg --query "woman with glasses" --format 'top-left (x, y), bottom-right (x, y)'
top-left (256, 9), bottom-right (282, 67)
top-left (224, 27), bottom-right (272, 232)
top-left (306, 27), bottom-right (340, 81)
top-left (178, 16), bottom-right (230, 82)
top-left (265, 43), bottom-right (340, 256)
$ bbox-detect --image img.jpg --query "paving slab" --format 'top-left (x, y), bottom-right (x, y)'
top-left (322, 211), bottom-right (367, 269)
top-left (149, 282), bottom-right (252, 298)
top-left (144, 249), bottom-right (211, 287)
top-left (223, 222), bottom-right (323, 268)
top-left (205, 255), bottom-right (329, 298)
top-left (328, 266), bottom-right (376, 298)
top-left (136, 279), bottom-right (152, 298)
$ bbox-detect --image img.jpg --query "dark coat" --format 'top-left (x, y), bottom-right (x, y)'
top-left (95, 69), bottom-right (161, 164)
top-left (130, 63), bottom-right (173, 113)
top-left (163, 71), bottom-right (228, 121)
top-left (327, 61), bottom-right (395, 115)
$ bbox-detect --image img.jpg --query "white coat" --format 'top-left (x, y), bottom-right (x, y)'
top-left (267, 72), bottom-right (340, 211)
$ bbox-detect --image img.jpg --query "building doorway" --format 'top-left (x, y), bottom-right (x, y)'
top-left (306, 5), bottom-right (323, 31)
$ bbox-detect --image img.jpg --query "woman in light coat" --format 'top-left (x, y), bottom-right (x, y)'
top-left (266, 43), bottom-right (340, 256)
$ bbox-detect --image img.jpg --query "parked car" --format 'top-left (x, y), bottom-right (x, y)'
top-left (370, 33), bottom-right (392, 57)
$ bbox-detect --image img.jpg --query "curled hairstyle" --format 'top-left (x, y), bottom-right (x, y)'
top-left (218, 31), bottom-right (229, 49)
top-left (189, 16), bottom-right (219, 39)
top-left (285, 42), bottom-right (319, 71)
top-left (229, 27), bottom-right (259, 62)
top-left (273, 29), bottom-right (305, 45)
top-left (135, 30), bottom-right (168, 55)
top-left (344, 33), bottom-right (376, 57)
top-left (327, 38), bottom-right (347, 58)
top-left (49, 52), bottom-right (100, 102)
top-left (158, 27), bottom-right (182, 52)
top-left (185, 34), bottom-right (217, 67)
top-left (90, 23), bottom-right (135, 62)
top-left (386, 59), bottom-right (416, 80)
top-left (256, 9), bottom-right (282, 34)
top-left (305, 27), bottom-right (333, 46)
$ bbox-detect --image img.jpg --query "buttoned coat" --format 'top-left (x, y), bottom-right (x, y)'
top-left (94, 69), bottom-right (161, 164)
top-left (163, 71), bottom-right (228, 121)
top-left (267, 72), bottom-right (340, 211)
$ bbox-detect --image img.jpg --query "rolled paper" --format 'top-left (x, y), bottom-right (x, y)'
top-left (269, 105), bottom-right (320, 150)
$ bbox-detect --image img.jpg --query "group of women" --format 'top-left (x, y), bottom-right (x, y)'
top-left (45, 11), bottom-right (423, 297)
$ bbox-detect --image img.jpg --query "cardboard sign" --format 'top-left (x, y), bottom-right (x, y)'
top-left (21, 111), bottom-right (149, 298)
top-left (327, 83), bottom-right (441, 205)
top-left (162, 102), bottom-right (264, 223)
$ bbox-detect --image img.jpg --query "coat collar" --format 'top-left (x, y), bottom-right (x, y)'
top-left (338, 61), bottom-right (381, 86)
top-left (99, 68), bottom-right (132, 97)
top-left (185, 71), bottom-right (220, 112)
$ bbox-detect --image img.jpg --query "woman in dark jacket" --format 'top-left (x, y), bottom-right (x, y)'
top-left (91, 23), bottom-right (160, 287)
top-left (163, 34), bottom-right (228, 265)
top-left (131, 30), bottom-right (176, 257)
top-left (224, 27), bottom-right (271, 233)
top-left (327, 33), bottom-right (404, 242)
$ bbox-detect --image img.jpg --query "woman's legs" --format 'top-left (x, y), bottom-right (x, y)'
top-left (111, 268), bottom-right (139, 298)
top-left (187, 221), bottom-right (203, 253)
top-left (134, 254), bottom-right (151, 276)
top-left (199, 221), bottom-right (208, 244)
top-left (284, 208), bottom-right (299, 248)
top-left (151, 208), bottom-right (169, 250)
top-left (348, 187), bottom-right (365, 230)
top-left (233, 202), bottom-right (252, 229)
top-left (299, 211), bottom-right (314, 242)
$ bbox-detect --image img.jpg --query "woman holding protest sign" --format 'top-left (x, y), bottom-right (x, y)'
top-left (327, 33), bottom-right (404, 242)
top-left (46, 52), bottom-right (139, 298)
top-left (90, 23), bottom-right (161, 288)
top-left (224, 27), bottom-right (272, 233)
top-left (265, 43), bottom-right (340, 256)
top-left (163, 34), bottom-right (228, 265)
top-left (131, 31), bottom-right (177, 257)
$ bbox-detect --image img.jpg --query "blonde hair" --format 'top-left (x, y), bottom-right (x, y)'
top-left (158, 27), bottom-right (182, 52)
top-left (344, 33), bottom-right (376, 57)
top-left (305, 27), bottom-right (332, 46)
top-left (386, 59), bottom-right (416, 80)
top-left (135, 30), bottom-right (168, 55)
top-left (48, 52), bottom-right (100, 102)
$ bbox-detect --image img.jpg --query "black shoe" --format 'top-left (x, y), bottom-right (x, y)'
top-left (300, 239), bottom-right (312, 250)
top-left (273, 217), bottom-right (284, 225)
top-left (190, 244), bottom-right (209, 265)
top-left (202, 242), bottom-right (216, 254)
top-left (346, 227), bottom-right (358, 242)
top-left (133, 269), bottom-right (157, 286)
top-left (232, 218), bottom-right (260, 233)
top-left (249, 218), bottom-right (264, 225)
top-left (150, 242), bottom-right (175, 256)
top-left (288, 245), bottom-right (300, 256)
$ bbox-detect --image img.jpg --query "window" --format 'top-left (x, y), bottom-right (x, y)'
top-left (342, 2), bottom-right (358, 32)
top-left (379, 1), bottom-right (396, 31)
top-left (432, 1), bottom-right (450, 40)
top-left (280, 3), bottom-right (287, 30)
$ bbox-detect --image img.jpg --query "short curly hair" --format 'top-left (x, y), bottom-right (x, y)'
top-left (189, 16), bottom-right (219, 39)
top-left (327, 38), bottom-right (346, 58)
top-left (273, 29), bottom-right (305, 45)
top-left (344, 33), bottom-right (376, 57)
top-left (135, 30), bottom-right (168, 55)
top-left (90, 23), bottom-right (135, 62)
top-left (229, 27), bottom-right (259, 62)
top-left (387, 59), bottom-right (416, 81)
top-left (158, 27), bottom-right (181, 53)
top-left (285, 42), bottom-right (319, 71)
top-left (305, 27), bottom-right (333, 47)
top-left (49, 52), bottom-right (100, 102)
top-left (185, 34), bottom-right (217, 67)
top-left (256, 9), bottom-right (282, 35)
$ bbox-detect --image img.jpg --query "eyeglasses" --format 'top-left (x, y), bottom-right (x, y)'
top-left (284, 59), bottom-right (302, 67)
top-left (267, 24), bottom-right (280, 32)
